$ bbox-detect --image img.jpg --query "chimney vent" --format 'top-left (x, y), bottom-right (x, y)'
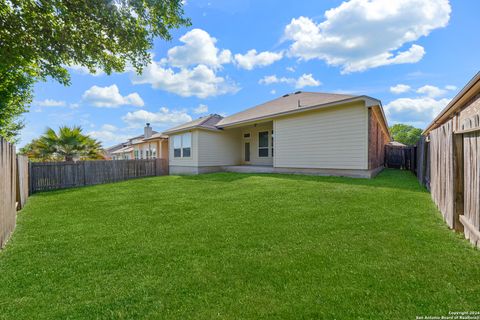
top-left (144, 123), bottom-right (153, 139)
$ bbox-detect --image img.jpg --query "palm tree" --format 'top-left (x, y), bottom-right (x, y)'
top-left (21, 126), bottom-right (103, 161)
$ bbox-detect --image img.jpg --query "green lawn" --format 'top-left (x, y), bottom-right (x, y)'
top-left (0, 170), bottom-right (479, 319)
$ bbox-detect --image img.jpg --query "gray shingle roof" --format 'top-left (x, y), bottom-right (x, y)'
top-left (216, 91), bottom-right (357, 127)
top-left (144, 132), bottom-right (169, 140)
top-left (163, 114), bottom-right (223, 134)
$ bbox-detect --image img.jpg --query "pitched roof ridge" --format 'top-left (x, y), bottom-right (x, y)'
top-left (198, 113), bottom-right (223, 126)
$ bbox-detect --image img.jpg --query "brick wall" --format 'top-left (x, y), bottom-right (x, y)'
top-left (368, 108), bottom-right (390, 170)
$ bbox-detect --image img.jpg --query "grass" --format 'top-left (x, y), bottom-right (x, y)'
top-left (0, 169), bottom-right (479, 319)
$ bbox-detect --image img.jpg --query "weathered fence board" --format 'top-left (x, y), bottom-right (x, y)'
top-left (462, 129), bottom-right (480, 246)
top-left (429, 120), bottom-right (455, 229)
top-left (16, 155), bottom-right (29, 208)
top-left (30, 159), bottom-right (168, 193)
top-left (416, 136), bottom-right (430, 189)
top-left (0, 137), bottom-right (17, 248)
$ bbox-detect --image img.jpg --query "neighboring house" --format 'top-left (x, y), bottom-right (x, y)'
top-left (110, 145), bottom-right (134, 160)
top-left (163, 91), bottom-right (391, 178)
top-left (106, 123), bottom-right (169, 161)
top-left (104, 143), bottom-right (126, 160)
top-left (131, 131), bottom-right (169, 160)
top-left (387, 141), bottom-right (407, 147)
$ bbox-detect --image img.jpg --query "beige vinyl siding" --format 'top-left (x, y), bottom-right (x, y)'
top-left (197, 129), bottom-right (241, 166)
top-left (273, 102), bottom-right (368, 170)
top-left (168, 130), bottom-right (199, 166)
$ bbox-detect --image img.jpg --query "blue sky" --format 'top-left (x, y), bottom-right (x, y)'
top-left (23, 0), bottom-right (480, 148)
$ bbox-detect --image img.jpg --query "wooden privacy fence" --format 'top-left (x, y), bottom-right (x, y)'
top-left (429, 120), bottom-right (456, 229)
top-left (16, 155), bottom-right (29, 209)
top-left (416, 136), bottom-right (430, 189)
top-left (384, 145), bottom-right (416, 172)
top-left (30, 158), bottom-right (168, 193)
top-left (425, 113), bottom-right (480, 247)
top-left (0, 138), bottom-right (18, 248)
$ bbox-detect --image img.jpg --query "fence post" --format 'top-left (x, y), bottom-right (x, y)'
top-left (28, 161), bottom-right (33, 195)
top-left (453, 133), bottom-right (464, 232)
top-left (82, 161), bottom-right (86, 186)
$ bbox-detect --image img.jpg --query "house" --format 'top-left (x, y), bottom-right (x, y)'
top-left (131, 131), bottom-right (169, 160)
top-left (106, 123), bottom-right (168, 161)
top-left (387, 141), bottom-right (407, 147)
top-left (108, 143), bottom-right (134, 160)
top-left (163, 91), bottom-right (391, 178)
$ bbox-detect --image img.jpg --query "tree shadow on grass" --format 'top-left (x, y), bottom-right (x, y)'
top-left (178, 169), bottom-right (426, 193)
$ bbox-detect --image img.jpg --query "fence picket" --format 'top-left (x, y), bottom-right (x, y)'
top-left (0, 137), bottom-right (18, 248)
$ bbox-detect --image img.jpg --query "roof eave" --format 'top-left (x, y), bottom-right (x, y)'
top-left (423, 72), bottom-right (480, 135)
top-left (144, 136), bottom-right (168, 141)
top-left (163, 126), bottom-right (221, 135)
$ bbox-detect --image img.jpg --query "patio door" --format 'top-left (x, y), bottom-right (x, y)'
top-left (244, 142), bottom-right (250, 163)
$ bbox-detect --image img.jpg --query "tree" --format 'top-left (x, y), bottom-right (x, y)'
top-left (0, 0), bottom-right (190, 141)
top-left (0, 67), bottom-right (35, 142)
top-left (390, 124), bottom-right (423, 146)
top-left (20, 126), bottom-right (104, 161)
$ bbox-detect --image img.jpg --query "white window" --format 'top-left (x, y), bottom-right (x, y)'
top-left (173, 133), bottom-right (192, 158)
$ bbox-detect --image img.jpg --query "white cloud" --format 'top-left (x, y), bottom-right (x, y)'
top-left (259, 73), bottom-right (321, 89)
top-left (35, 99), bottom-right (66, 107)
top-left (390, 84), bottom-right (411, 94)
top-left (234, 49), bottom-right (283, 70)
top-left (132, 62), bottom-right (239, 98)
top-left (416, 85), bottom-right (447, 98)
top-left (270, 89), bottom-right (276, 95)
top-left (295, 74), bottom-right (321, 88)
top-left (101, 124), bottom-right (117, 132)
top-left (283, 0), bottom-right (451, 73)
top-left (286, 66), bottom-right (295, 72)
top-left (445, 85), bottom-right (457, 91)
top-left (385, 96), bottom-right (450, 128)
top-left (130, 28), bottom-right (244, 98)
top-left (82, 85), bottom-right (144, 108)
top-left (167, 29), bottom-right (231, 68)
top-left (193, 104), bottom-right (208, 114)
top-left (88, 124), bottom-right (131, 146)
top-left (385, 82), bottom-right (460, 127)
top-left (259, 75), bottom-right (288, 85)
top-left (122, 108), bottom-right (192, 129)
top-left (69, 65), bottom-right (105, 76)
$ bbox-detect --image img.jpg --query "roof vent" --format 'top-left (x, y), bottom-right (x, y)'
top-left (294, 91), bottom-right (302, 94)
top-left (282, 94), bottom-right (289, 98)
